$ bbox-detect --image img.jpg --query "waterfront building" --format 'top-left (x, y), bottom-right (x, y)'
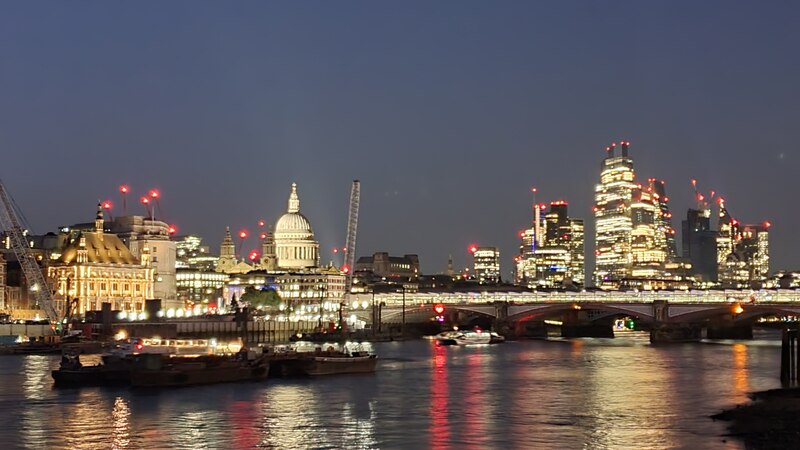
top-left (110, 215), bottom-right (178, 309)
top-left (682, 208), bottom-right (718, 282)
top-left (472, 246), bottom-right (500, 284)
top-left (593, 142), bottom-right (637, 287)
top-left (46, 204), bottom-right (154, 315)
top-left (175, 268), bottom-right (228, 309)
top-left (274, 183), bottom-right (320, 270)
top-left (224, 266), bottom-right (346, 307)
top-left (354, 252), bottom-right (420, 280)
top-left (516, 201), bottom-right (585, 288)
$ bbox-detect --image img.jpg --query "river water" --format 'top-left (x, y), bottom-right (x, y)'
top-left (0, 332), bottom-right (784, 449)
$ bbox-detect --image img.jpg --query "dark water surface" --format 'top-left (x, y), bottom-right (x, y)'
top-left (0, 332), bottom-right (783, 449)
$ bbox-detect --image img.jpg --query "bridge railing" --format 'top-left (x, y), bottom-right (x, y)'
top-left (351, 289), bottom-right (800, 307)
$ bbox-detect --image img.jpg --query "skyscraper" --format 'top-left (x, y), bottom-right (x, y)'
top-left (594, 141), bottom-right (637, 287)
top-left (516, 201), bottom-right (584, 288)
top-left (716, 197), bottom-right (771, 287)
top-left (472, 246), bottom-right (500, 284)
top-left (682, 208), bottom-right (717, 282)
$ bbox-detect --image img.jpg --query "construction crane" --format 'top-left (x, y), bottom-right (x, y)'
top-left (0, 179), bottom-right (59, 328)
top-left (342, 180), bottom-right (361, 301)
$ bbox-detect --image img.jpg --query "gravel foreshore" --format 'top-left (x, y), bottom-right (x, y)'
top-left (712, 388), bottom-right (800, 449)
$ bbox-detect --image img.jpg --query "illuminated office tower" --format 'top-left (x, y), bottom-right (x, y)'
top-left (650, 179), bottom-right (677, 260)
top-left (593, 141), bottom-right (637, 287)
top-left (516, 201), bottom-right (584, 288)
top-left (472, 247), bottom-right (500, 284)
top-left (717, 196), bottom-right (771, 287)
top-left (629, 185), bottom-right (665, 278)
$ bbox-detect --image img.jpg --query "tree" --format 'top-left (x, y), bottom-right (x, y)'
top-left (240, 286), bottom-right (282, 309)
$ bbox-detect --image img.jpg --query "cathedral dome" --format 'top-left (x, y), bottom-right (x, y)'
top-left (273, 183), bottom-right (320, 270)
top-left (275, 212), bottom-right (313, 236)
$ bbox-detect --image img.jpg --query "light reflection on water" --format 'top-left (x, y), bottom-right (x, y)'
top-left (0, 337), bottom-right (783, 449)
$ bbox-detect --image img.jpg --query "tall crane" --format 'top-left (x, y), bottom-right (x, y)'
top-left (343, 180), bottom-right (360, 301)
top-left (0, 180), bottom-right (58, 326)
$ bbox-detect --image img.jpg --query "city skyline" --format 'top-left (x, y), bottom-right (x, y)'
top-left (2, 2), bottom-right (798, 275)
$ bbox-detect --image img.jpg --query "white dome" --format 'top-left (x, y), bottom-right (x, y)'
top-left (275, 212), bottom-right (313, 235)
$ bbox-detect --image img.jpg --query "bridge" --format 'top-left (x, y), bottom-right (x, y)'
top-left (346, 289), bottom-right (800, 342)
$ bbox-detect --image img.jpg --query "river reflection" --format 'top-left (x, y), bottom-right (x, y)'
top-left (0, 337), bottom-right (784, 449)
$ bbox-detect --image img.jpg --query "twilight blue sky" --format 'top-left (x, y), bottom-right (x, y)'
top-left (1, 1), bottom-right (799, 278)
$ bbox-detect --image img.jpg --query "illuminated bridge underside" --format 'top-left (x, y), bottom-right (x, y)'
top-left (352, 290), bottom-right (800, 324)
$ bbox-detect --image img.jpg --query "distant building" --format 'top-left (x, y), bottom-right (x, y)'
top-left (274, 183), bottom-right (320, 270)
top-left (216, 227), bottom-right (252, 274)
top-left (516, 201), bottom-right (584, 288)
top-left (716, 199), bottom-right (771, 288)
top-left (354, 252), bottom-right (420, 279)
top-left (682, 208), bottom-right (717, 282)
top-left (0, 252), bottom-right (5, 310)
top-left (175, 235), bottom-right (218, 271)
top-left (472, 246), bottom-right (500, 284)
top-left (110, 215), bottom-right (178, 309)
top-left (175, 268), bottom-right (228, 308)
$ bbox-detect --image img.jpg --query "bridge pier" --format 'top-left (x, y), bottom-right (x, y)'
top-left (649, 324), bottom-right (702, 343)
top-left (705, 323), bottom-right (753, 340)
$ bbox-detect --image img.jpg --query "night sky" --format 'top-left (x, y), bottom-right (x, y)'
top-left (2, 2), bottom-right (799, 280)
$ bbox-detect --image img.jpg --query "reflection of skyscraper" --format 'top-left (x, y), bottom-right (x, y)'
top-left (594, 142), bottom-right (636, 286)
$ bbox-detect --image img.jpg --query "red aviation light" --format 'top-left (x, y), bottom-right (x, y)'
top-left (248, 250), bottom-right (259, 261)
top-left (119, 185), bottom-right (129, 194)
top-left (260, 233), bottom-right (267, 240)
top-left (764, 221), bottom-right (772, 229)
top-left (519, 231), bottom-right (525, 238)
top-left (149, 189), bottom-right (160, 199)
top-left (258, 220), bottom-right (266, 227)
top-left (140, 197), bottom-right (150, 204)
top-left (663, 196), bottom-right (669, 202)
top-left (332, 248), bottom-right (339, 253)
top-left (468, 245), bottom-right (478, 253)
top-left (102, 201), bottom-right (112, 210)
top-left (168, 225), bottom-right (177, 235)
top-left (239, 230), bottom-right (248, 239)
top-left (342, 265), bottom-right (350, 274)
top-left (433, 304), bottom-right (445, 315)
top-left (531, 187), bottom-right (537, 193)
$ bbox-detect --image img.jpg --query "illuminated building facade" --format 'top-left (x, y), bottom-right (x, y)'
top-left (176, 268), bottom-right (228, 308)
top-left (224, 266), bottom-right (346, 306)
top-left (47, 204), bottom-right (154, 315)
top-left (593, 142), bottom-right (636, 287)
top-left (719, 222), bottom-right (770, 288)
top-left (0, 252), bottom-right (5, 310)
top-left (472, 247), bottom-right (500, 284)
top-left (516, 202), bottom-right (585, 288)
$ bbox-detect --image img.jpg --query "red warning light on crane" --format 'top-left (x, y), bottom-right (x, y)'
top-left (239, 230), bottom-right (248, 239)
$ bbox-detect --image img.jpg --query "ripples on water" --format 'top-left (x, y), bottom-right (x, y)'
top-left (0, 334), bottom-right (783, 449)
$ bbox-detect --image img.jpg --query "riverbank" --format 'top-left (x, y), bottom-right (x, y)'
top-left (712, 388), bottom-right (800, 448)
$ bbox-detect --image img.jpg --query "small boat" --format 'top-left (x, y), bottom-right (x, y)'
top-left (273, 343), bottom-right (377, 376)
top-left (129, 352), bottom-right (270, 387)
top-left (437, 329), bottom-right (506, 345)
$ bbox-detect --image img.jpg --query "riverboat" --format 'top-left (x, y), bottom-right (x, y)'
top-left (270, 343), bottom-right (377, 376)
top-left (129, 352), bottom-right (269, 387)
top-left (435, 329), bottom-right (506, 345)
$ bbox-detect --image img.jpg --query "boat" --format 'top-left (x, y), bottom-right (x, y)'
top-left (52, 338), bottom-right (245, 387)
top-left (433, 330), bottom-right (463, 346)
top-left (129, 352), bottom-right (269, 387)
top-left (272, 343), bottom-right (377, 376)
top-left (436, 329), bottom-right (506, 345)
